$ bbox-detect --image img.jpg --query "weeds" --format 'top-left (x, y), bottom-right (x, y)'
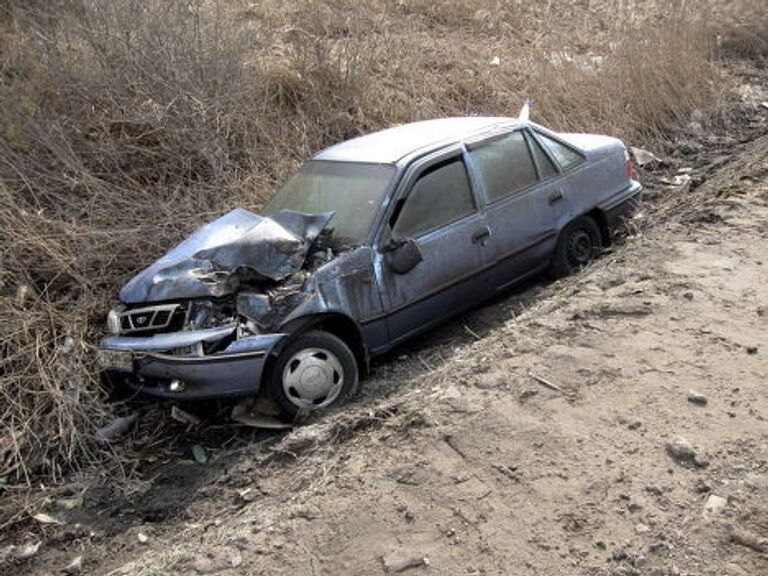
top-left (0, 0), bottom-right (765, 482)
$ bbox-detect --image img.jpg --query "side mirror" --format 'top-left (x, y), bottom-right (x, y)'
top-left (385, 238), bottom-right (423, 274)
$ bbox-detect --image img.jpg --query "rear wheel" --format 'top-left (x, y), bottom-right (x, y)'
top-left (268, 330), bottom-right (359, 418)
top-left (549, 215), bottom-right (602, 279)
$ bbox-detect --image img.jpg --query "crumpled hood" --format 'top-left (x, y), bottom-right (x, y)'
top-left (120, 208), bottom-right (334, 304)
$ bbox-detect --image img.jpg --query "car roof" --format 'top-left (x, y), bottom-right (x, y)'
top-left (313, 117), bottom-right (519, 164)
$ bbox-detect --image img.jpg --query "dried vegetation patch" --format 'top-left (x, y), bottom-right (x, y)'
top-left (0, 0), bottom-right (765, 482)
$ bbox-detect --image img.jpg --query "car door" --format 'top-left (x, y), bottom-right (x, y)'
top-left (376, 147), bottom-right (493, 344)
top-left (465, 128), bottom-right (564, 291)
top-left (530, 128), bottom-right (588, 230)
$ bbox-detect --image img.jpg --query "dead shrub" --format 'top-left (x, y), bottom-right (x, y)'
top-left (531, 9), bottom-right (723, 141)
top-left (0, 0), bottom-right (375, 481)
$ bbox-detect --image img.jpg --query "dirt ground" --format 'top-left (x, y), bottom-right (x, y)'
top-left (4, 67), bottom-right (768, 576)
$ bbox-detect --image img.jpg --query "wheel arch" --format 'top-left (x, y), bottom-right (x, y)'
top-left (275, 312), bottom-right (369, 376)
top-left (587, 207), bottom-right (610, 247)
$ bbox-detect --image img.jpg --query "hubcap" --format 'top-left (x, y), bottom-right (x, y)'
top-left (282, 347), bottom-right (344, 409)
top-left (567, 229), bottom-right (593, 266)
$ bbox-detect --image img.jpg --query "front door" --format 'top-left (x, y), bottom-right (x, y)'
top-left (377, 149), bottom-right (493, 344)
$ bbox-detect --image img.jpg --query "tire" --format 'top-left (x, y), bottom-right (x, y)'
top-left (268, 330), bottom-right (359, 418)
top-left (548, 215), bottom-right (602, 279)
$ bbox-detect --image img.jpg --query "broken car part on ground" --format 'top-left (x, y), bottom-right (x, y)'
top-left (99, 115), bottom-right (642, 417)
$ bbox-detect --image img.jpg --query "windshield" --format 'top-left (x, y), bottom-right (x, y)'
top-left (263, 161), bottom-right (396, 244)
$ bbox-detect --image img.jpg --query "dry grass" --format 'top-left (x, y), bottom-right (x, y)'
top-left (0, 0), bottom-right (764, 481)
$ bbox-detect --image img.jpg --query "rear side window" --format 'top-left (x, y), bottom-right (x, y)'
top-left (391, 158), bottom-right (474, 239)
top-left (536, 132), bottom-right (584, 170)
top-left (525, 131), bottom-right (558, 179)
top-left (469, 131), bottom-right (538, 202)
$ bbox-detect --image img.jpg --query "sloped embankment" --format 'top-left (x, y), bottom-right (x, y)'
top-left (14, 128), bottom-right (768, 576)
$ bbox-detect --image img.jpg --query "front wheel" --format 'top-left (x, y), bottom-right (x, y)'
top-left (268, 330), bottom-right (359, 418)
top-left (549, 216), bottom-right (602, 279)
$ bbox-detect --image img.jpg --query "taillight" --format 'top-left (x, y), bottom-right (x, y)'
top-left (624, 150), bottom-right (635, 179)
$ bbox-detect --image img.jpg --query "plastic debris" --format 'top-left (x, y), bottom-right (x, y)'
top-left (231, 398), bottom-right (291, 430)
top-left (630, 147), bottom-right (661, 167)
top-left (171, 406), bottom-right (201, 426)
top-left (95, 414), bottom-right (137, 442)
top-left (191, 445), bottom-right (208, 465)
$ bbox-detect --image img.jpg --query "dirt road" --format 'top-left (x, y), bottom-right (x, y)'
top-left (8, 99), bottom-right (768, 576)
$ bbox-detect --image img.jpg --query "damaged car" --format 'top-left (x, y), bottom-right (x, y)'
top-left (99, 114), bottom-right (642, 417)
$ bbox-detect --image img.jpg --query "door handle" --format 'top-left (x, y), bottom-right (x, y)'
top-left (548, 190), bottom-right (564, 205)
top-left (471, 226), bottom-right (491, 245)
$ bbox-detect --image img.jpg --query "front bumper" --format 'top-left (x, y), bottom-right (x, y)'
top-left (99, 325), bottom-right (286, 400)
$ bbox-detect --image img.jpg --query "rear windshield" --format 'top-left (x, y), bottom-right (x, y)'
top-left (263, 161), bottom-right (395, 244)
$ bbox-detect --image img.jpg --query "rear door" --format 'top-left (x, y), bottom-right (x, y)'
top-left (465, 128), bottom-right (564, 291)
top-left (376, 147), bottom-right (493, 343)
top-left (530, 129), bottom-right (588, 230)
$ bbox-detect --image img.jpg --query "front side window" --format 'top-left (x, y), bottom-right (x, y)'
top-left (469, 131), bottom-right (538, 202)
top-left (263, 160), bottom-right (396, 244)
top-left (391, 158), bottom-right (475, 239)
top-left (536, 132), bottom-right (584, 170)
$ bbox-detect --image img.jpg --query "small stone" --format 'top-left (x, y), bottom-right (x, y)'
top-left (746, 346), bottom-right (758, 355)
top-left (290, 507), bottom-right (319, 521)
top-left (665, 436), bottom-right (696, 464)
top-left (382, 551), bottom-right (429, 573)
top-left (687, 390), bottom-right (708, 406)
top-left (611, 548), bottom-right (628, 562)
top-left (682, 292), bottom-right (694, 301)
top-left (137, 532), bottom-right (149, 544)
top-left (192, 555), bottom-right (216, 574)
top-left (704, 494), bottom-right (727, 515)
top-left (228, 550), bottom-right (243, 568)
top-left (635, 523), bottom-right (651, 534)
top-left (644, 484), bottom-right (664, 495)
top-left (694, 478), bottom-right (712, 493)
top-left (687, 121), bottom-right (704, 136)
